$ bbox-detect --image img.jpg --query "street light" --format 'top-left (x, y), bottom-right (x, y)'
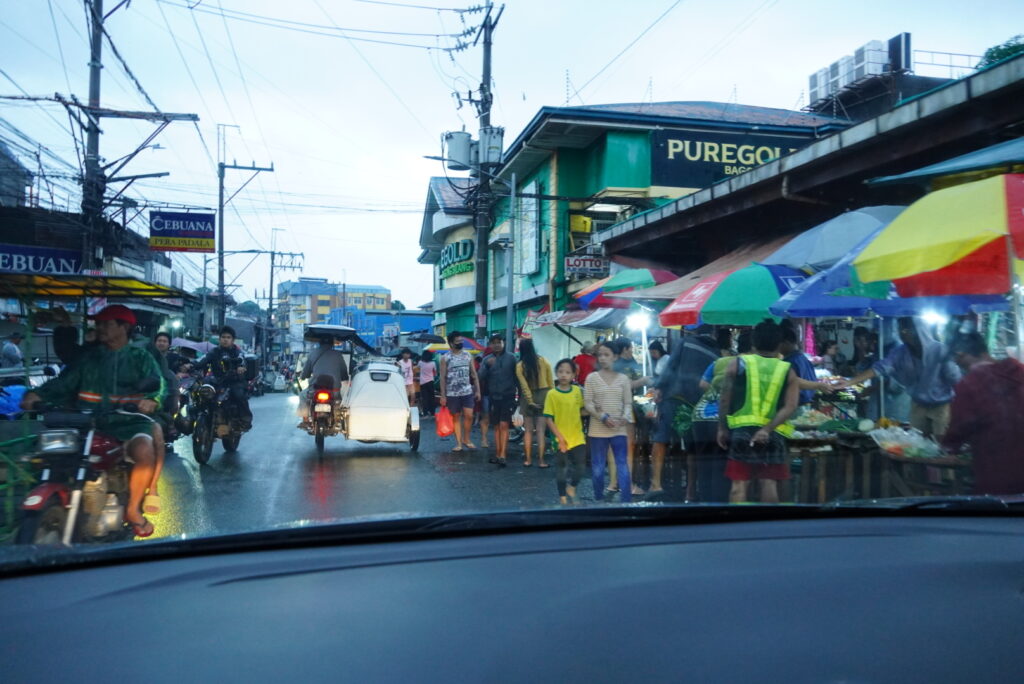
top-left (627, 311), bottom-right (652, 380)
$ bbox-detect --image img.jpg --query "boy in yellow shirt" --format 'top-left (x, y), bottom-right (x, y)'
top-left (544, 359), bottom-right (587, 504)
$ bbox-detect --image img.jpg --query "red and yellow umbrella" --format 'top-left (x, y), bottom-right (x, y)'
top-left (852, 173), bottom-right (1024, 297)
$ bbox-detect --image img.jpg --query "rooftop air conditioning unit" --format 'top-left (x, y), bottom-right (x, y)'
top-left (838, 55), bottom-right (855, 88)
top-left (809, 67), bottom-right (830, 101)
top-left (854, 40), bottom-right (887, 80)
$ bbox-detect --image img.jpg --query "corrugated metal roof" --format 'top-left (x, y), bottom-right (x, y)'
top-left (428, 177), bottom-right (474, 213)
top-left (567, 101), bottom-right (842, 128)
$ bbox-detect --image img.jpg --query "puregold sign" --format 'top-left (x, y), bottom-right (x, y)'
top-left (651, 130), bottom-right (810, 188)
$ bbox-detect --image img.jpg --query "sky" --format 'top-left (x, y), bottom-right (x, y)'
top-left (1, 0), bottom-right (1021, 309)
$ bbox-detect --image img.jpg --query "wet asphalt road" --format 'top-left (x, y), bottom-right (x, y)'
top-left (148, 393), bottom-right (598, 541)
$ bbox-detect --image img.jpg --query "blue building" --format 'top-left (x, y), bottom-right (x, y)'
top-left (327, 307), bottom-right (433, 351)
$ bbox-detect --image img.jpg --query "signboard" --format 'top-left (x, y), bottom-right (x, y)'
top-left (0, 243), bottom-right (81, 274)
top-left (516, 180), bottom-right (540, 276)
top-left (439, 238), bottom-right (474, 279)
top-left (149, 211), bottom-right (216, 252)
top-left (564, 255), bottom-right (610, 277)
top-left (651, 130), bottom-right (808, 189)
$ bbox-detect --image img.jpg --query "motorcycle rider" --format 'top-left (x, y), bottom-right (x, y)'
top-left (20, 304), bottom-right (165, 538)
top-left (195, 326), bottom-right (253, 430)
top-left (298, 335), bottom-right (349, 425)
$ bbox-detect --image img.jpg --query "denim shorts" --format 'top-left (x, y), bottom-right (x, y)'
top-left (446, 393), bottom-right (474, 413)
top-left (651, 396), bottom-right (683, 444)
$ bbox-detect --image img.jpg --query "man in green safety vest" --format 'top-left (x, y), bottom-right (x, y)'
top-left (716, 319), bottom-right (800, 504)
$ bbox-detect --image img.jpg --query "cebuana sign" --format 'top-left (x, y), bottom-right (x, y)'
top-left (0, 243), bottom-right (80, 274)
top-left (149, 211), bottom-right (216, 252)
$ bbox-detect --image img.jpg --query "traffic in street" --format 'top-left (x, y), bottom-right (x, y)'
top-left (148, 392), bottom-right (589, 542)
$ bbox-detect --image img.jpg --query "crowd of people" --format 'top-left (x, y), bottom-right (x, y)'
top-left (412, 315), bottom-right (1024, 506)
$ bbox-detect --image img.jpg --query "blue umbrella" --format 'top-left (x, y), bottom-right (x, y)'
top-left (770, 267), bottom-right (1008, 318)
top-left (761, 206), bottom-right (906, 273)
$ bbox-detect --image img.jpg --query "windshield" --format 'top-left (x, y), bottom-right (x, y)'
top-left (1, 1), bottom-right (1022, 564)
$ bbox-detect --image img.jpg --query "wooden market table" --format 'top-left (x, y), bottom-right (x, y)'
top-left (789, 430), bottom-right (888, 503)
top-left (879, 451), bottom-right (972, 498)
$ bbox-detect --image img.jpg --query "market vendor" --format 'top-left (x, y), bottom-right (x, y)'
top-left (838, 317), bottom-right (960, 438)
top-left (780, 323), bottom-right (835, 404)
top-left (942, 333), bottom-right (1024, 495)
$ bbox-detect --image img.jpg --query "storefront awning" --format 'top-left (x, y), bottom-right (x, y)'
top-left (0, 273), bottom-right (184, 299)
top-left (536, 308), bottom-right (627, 330)
top-left (616, 235), bottom-right (796, 301)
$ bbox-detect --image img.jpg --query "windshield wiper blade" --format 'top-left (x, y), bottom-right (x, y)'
top-left (823, 495), bottom-right (1013, 511)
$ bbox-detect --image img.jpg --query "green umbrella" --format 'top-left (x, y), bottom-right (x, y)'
top-left (660, 264), bottom-right (807, 327)
top-left (602, 268), bottom-right (677, 293)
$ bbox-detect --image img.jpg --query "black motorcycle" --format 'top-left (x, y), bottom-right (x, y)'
top-left (189, 359), bottom-right (249, 464)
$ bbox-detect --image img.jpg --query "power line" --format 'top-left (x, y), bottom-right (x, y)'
top-left (0, 67), bottom-right (76, 139)
top-left (92, 7), bottom-right (161, 112)
top-left (45, 0), bottom-right (73, 94)
top-left (215, 0), bottom-right (295, 241)
top-left (355, 0), bottom-right (485, 12)
top-left (313, 0), bottom-right (435, 139)
top-left (569, 0), bottom-right (685, 104)
top-left (668, 0), bottom-right (780, 91)
top-left (156, 0), bottom-right (471, 50)
top-left (159, 0), bottom-right (470, 37)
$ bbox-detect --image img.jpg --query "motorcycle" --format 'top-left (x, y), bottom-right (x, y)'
top-left (188, 359), bottom-right (249, 464)
top-left (302, 374), bottom-right (344, 459)
top-left (16, 380), bottom-right (160, 546)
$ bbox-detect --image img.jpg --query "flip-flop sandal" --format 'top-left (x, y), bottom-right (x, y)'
top-left (452, 445), bottom-right (464, 452)
top-left (523, 461), bottom-right (532, 467)
top-left (143, 493), bottom-right (161, 514)
top-left (464, 443), bottom-right (477, 450)
top-left (538, 463), bottom-right (551, 469)
top-left (129, 518), bottom-right (154, 538)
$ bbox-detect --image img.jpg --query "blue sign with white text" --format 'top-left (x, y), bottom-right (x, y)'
top-left (149, 211), bottom-right (216, 252)
top-left (0, 243), bottom-right (81, 274)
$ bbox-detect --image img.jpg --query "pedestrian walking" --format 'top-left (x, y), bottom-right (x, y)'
top-left (439, 331), bottom-right (481, 452)
top-left (418, 350), bottom-right (437, 418)
top-left (478, 334), bottom-right (518, 466)
top-left (544, 359), bottom-right (586, 504)
top-left (475, 350), bottom-right (491, 447)
top-left (692, 331), bottom-right (752, 503)
top-left (584, 342), bottom-right (635, 503)
top-left (648, 340), bottom-right (671, 382)
top-left (943, 332), bottom-right (1024, 495)
top-left (573, 342), bottom-right (597, 386)
top-left (717, 320), bottom-right (800, 504)
top-left (2, 331), bottom-right (24, 369)
top-left (650, 331), bottom-right (718, 498)
top-left (612, 338), bottom-right (647, 496)
top-left (398, 348), bottom-right (416, 406)
top-left (516, 338), bottom-right (553, 468)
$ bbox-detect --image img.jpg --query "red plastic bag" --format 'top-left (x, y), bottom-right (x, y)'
top-left (435, 407), bottom-right (455, 438)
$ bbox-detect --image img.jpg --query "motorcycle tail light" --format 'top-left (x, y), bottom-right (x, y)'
top-left (315, 391), bottom-right (331, 403)
top-left (38, 429), bottom-right (80, 455)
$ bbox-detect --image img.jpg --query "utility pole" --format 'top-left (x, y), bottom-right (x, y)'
top-left (471, 2), bottom-right (502, 341)
top-left (82, 0), bottom-right (104, 268)
top-left (264, 229), bottom-right (302, 367)
top-left (217, 157), bottom-right (274, 328)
